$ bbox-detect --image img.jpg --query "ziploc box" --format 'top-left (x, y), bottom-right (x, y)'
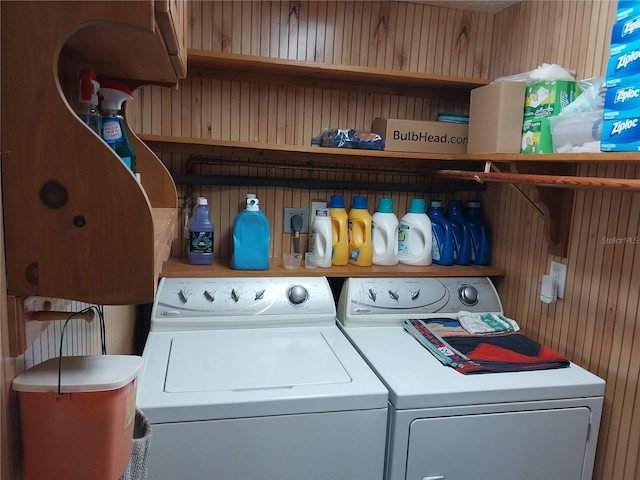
top-left (467, 81), bottom-right (526, 154)
top-left (617, 0), bottom-right (640, 22)
top-left (524, 80), bottom-right (580, 118)
top-left (605, 43), bottom-right (640, 88)
top-left (604, 83), bottom-right (640, 119)
top-left (611, 14), bottom-right (640, 49)
top-left (371, 118), bottom-right (468, 154)
top-left (601, 116), bottom-right (640, 151)
top-left (521, 117), bottom-right (554, 154)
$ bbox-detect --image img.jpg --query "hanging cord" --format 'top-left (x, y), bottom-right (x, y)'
top-left (57, 305), bottom-right (107, 395)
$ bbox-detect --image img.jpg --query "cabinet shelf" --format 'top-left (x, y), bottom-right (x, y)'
top-left (162, 257), bottom-right (505, 279)
top-left (187, 50), bottom-right (490, 101)
top-left (1, 1), bottom-right (184, 306)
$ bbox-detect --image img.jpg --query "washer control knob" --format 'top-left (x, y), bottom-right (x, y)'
top-left (458, 285), bottom-right (478, 306)
top-left (178, 290), bottom-right (188, 303)
top-left (287, 285), bottom-right (309, 305)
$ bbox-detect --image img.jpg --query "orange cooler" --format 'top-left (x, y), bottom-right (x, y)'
top-left (12, 355), bottom-right (143, 480)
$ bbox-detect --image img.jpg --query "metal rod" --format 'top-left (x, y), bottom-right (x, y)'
top-left (172, 174), bottom-right (487, 193)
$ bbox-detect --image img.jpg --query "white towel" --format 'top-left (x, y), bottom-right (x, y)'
top-left (458, 311), bottom-right (520, 335)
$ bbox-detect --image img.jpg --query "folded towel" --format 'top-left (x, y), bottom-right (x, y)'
top-left (458, 311), bottom-right (520, 335)
top-left (404, 318), bottom-right (570, 375)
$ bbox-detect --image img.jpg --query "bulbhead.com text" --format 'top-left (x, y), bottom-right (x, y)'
top-left (392, 129), bottom-right (468, 145)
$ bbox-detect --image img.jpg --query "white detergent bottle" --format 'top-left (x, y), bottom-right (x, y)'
top-left (309, 208), bottom-right (332, 268)
top-left (372, 197), bottom-right (399, 265)
top-left (398, 198), bottom-right (432, 266)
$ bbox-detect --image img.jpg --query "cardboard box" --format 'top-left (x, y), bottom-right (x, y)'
top-left (467, 81), bottom-right (526, 154)
top-left (521, 117), bottom-right (554, 154)
top-left (524, 80), bottom-right (579, 118)
top-left (371, 118), bottom-right (468, 154)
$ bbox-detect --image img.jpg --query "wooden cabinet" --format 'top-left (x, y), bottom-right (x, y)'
top-left (0, 1), bottom-right (186, 305)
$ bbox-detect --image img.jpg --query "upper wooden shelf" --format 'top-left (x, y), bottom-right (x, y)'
top-left (139, 134), bottom-right (640, 168)
top-left (187, 50), bottom-right (490, 101)
top-left (162, 257), bottom-right (506, 279)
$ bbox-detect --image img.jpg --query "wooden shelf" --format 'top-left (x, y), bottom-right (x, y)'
top-left (162, 257), bottom-right (506, 279)
top-left (187, 50), bottom-right (490, 101)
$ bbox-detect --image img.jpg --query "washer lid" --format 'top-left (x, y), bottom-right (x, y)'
top-left (137, 327), bottom-right (389, 423)
top-left (165, 329), bottom-right (351, 392)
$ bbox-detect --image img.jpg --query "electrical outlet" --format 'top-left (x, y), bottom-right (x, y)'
top-left (283, 208), bottom-right (309, 233)
top-left (550, 261), bottom-right (567, 299)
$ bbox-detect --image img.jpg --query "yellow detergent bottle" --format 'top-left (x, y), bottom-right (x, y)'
top-left (348, 196), bottom-right (373, 266)
top-left (329, 195), bottom-right (349, 266)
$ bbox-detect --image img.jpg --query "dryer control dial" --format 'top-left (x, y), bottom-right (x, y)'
top-left (287, 285), bottom-right (309, 305)
top-left (458, 285), bottom-right (478, 306)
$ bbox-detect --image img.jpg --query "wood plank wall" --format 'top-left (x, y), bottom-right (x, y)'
top-left (489, 3), bottom-right (640, 480)
top-left (130, 2), bottom-right (640, 480)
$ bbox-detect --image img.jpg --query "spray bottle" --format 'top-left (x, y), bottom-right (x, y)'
top-left (98, 79), bottom-right (136, 173)
top-left (77, 69), bottom-right (101, 135)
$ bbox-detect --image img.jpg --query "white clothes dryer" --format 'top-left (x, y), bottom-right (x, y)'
top-left (137, 276), bottom-right (388, 480)
top-left (337, 277), bottom-right (605, 480)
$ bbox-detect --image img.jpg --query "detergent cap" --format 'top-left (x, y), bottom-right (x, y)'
top-left (408, 198), bottom-right (426, 214)
top-left (79, 69), bottom-right (100, 106)
top-left (430, 199), bottom-right (444, 208)
top-left (246, 197), bottom-right (260, 211)
top-left (329, 194), bottom-right (346, 209)
top-left (98, 79), bottom-right (134, 113)
top-left (376, 198), bottom-right (394, 213)
top-left (351, 196), bottom-right (368, 209)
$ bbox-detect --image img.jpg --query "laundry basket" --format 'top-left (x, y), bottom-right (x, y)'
top-left (120, 408), bottom-right (152, 480)
top-left (12, 355), bottom-right (143, 480)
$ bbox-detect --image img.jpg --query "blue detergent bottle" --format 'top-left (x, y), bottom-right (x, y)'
top-left (230, 194), bottom-right (271, 270)
top-left (188, 196), bottom-right (215, 265)
top-left (465, 200), bottom-right (491, 265)
top-left (445, 199), bottom-right (472, 266)
top-left (426, 199), bottom-right (454, 266)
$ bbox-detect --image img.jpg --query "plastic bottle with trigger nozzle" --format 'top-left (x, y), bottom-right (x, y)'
top-left (98, 79), bottom-right (136, 173)
top-left (77, 69), bottom-right (101, 135)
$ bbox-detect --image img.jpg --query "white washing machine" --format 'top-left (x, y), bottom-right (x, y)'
top-left (137, 276), bottom-right (389, 480)
top-left (337, 277), bottom-right (605, 480)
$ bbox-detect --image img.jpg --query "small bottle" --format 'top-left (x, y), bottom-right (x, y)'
top-left (348, 196), bottom-right (373, 267)
top-left (329, 195), bottom-right (349, 266)
top-left (188, 197), bottom-right (214, 265)
top-left (98, 79), bottom-right (136, 173)
top-left (445, 199), bottom-right (472, 266)
top-left (398, 198), bottom-right (432, 266)
top-left (77, 69), bottom-right (101, 135)
top-left (372, 198), bottom-right (399, 266)
top-left (427, 199), bottom-right (454, 266)
top-left (465, 200), bottom-right (491, 266)
top-left (230, 194), bottom-right (271, 270)
top-left (309, 208), bottom-right (332, 268)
